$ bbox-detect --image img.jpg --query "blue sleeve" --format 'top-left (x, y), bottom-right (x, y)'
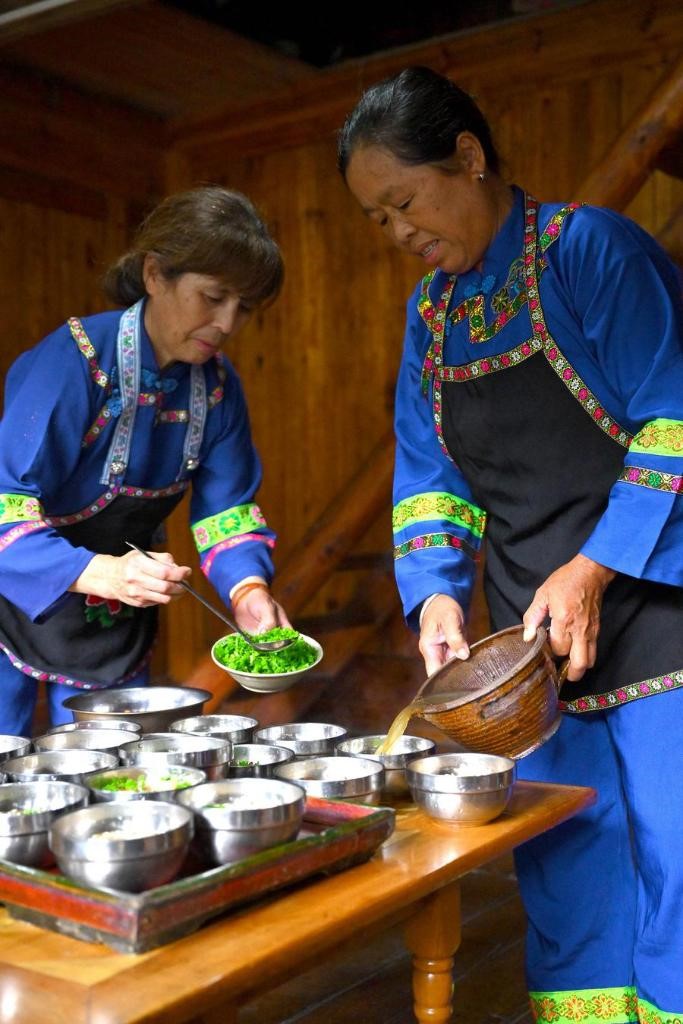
top-left (393, 287), bottom-right (487, 629)
top-left (0, 328), bottom-right (96, 620)
top-left (553, 208), bottom-right (683, 586)
top-left (190, 360), bottom-right (276, 601)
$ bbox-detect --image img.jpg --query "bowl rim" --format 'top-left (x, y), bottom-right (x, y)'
top-left (175, 776), bottom-right (306, 828)
top-left (210, 632), bottom-right (323, 681)
top-left (274, 755), bottom-right (385, 795)
top-left (406, 753), bottom-right (515, 793)
top-left (48, 800), bottom-right (194, 859)
top-left (62, 685), bottom-right (213, 714)
top-left (416, 625), bottom-right (548, 713)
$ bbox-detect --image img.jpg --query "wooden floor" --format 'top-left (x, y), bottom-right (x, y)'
top-left (238, 853), bottom-right (533, 1024)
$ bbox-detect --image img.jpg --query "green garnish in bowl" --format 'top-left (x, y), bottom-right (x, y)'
top-left (213, 627), bottom-right (319, 675)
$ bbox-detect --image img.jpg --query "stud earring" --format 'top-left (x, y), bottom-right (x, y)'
top-left (478, 172), bottom-right (486, 182)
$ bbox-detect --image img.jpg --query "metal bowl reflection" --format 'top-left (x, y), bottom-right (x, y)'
top-left (62, 686), bottom-right (211, 734)
top-left (176, 777), bottom-right (305, 865)
top-left (4, 749), bottom-right (118, 785)
top-left (227, 744), bottom-right (295, 778)
top-left (255, 723), bottom-right (347, 759)
top-left (170, 714), bottom-right (258, 744)
top-left (406, 753), bottom-right (515, 825)
top-left (0, 736), bottom-right (32, 764)
top-left (34, 729), bottom-right (138, 755)
top-left (49, 800), bottom-right (193, 891)
top-left (336, 735), bottom-right (436, 797)
top-left (118, 733), bottom-right (231, 780)
top-left (274, 756), bottom-right (384, 804)
top-left (46, 719), bottom-right (141, 736)
top-left (0, 781), bottom-right (89, 867)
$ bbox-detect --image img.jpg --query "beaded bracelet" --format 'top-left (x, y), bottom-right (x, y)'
top-left (231, 581), bottom-right (269, 612)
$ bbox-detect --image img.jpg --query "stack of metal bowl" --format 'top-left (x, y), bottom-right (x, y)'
top-left (336, 735), bottom-right (436, 798)
top-left (0, 780), bottom-right (88, 867)
top-left (170, 714), bottom-right (258, 744)
top-left (255, 723), bottom-right (347, 759)
top-left (119, 732), bottom-right (231, 780)
top-left (275, 755), bottom-right (384, 805)
top-left (62, 686), bottom-right (211, 734)
top-left (405, 752), bottom-right (515, 825)
top-left (85, 765), bottom-right (207, 802)
top-left (3, 749), bottom-right (118, 785)
top-left (227, 743), bottom-right (294, 778)
top-left (176, 777), bottom-right (305, 865)
top-left (48, 801), bottom-right (194, 891)
top-left (33, 728), bottom-right (137, 757)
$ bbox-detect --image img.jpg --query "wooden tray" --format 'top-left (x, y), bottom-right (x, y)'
top-left (0, 797), bottom-right (394, 953)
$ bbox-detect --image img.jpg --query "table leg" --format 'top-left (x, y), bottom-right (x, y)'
top-left (403, 881), bottom-right (462, 1024)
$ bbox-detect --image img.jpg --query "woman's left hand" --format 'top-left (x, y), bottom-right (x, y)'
top-left (522, 554), bottom-right (616, 681)
top-left (233, 587), bottom-right (292, 635)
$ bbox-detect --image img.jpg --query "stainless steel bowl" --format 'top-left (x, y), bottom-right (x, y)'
top-left (274, 756), bottom-right (384, 805)
top-left (0, 736), bottom-right (32, 764)
top-left (255, 723), bottom-right (347, 759)
top-left (228, 743), bottom-right (295, 778)
top-left (86, 765), bottom-right (207, 802)
top-left (62, 686), bottom-right (212, 734)
top-left (33, 729), bottom-right (138, 755)
top-left (170, 714), bottom-right (258, 744)
top-left (4, 749), bottom-right (118, 785)
top-left (45, 719), bottom-right (141, 736)
top-left (49, 800), bottom-right (193, 891)
top-left (336, 735), bottom-right (436, 797)
top-left (118, 733), bottom-right (231, 780)
top-left (0, 781), bottom-right (89, 867)
top-left (176, 777), bottom-right (305, 865)
top-left (406, 753), bottom-right (515, 825)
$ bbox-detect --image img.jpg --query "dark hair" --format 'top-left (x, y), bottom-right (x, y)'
top-left (338, 66), bottom-right (500, 177)
top-left (103, 186), bottom-right (284, 308)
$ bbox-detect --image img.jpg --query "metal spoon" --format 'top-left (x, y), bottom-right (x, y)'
top-left (124, 541), bottom-right (295, 652)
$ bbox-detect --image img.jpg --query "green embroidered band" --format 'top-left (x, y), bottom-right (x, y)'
top-left (637, 996), bottom-right (683, 1023)
top-left (0, 493), bottom-right (45, 525)
top-left (530, 986), bottom-right (637, 1023)
top-left (392, 491), bottom-right (486, 539)
top-left (631, 418), bottom-right (683, 456)
top-left (192, 503), bottom-right (267, 553)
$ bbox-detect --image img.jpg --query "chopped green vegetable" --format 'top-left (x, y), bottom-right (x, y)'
top-left (214, 628), bottom-right (318, 675)
top-left (231, 759), bottom-right (256, 767)
top-left (91, 774), bottom-right (192, 792)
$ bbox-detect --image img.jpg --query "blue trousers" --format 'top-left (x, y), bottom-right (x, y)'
top-left (516, 688), bottom-right (683, 1022)
top-left (0, 655), bottom-right (150, 736)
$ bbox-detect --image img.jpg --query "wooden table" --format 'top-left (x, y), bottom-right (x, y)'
top-left (0, 781), bottom-right (593, 1024)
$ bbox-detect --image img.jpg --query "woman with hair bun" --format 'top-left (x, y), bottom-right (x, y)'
top-left (340, 67), bottom-right (683, 1022)
top-left (0, 186), bottom-right (290, 733)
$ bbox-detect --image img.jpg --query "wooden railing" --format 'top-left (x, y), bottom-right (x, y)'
top-left (191, 55), bottom-right (683, 715)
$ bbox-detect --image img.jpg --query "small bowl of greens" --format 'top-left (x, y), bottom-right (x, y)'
top-left (211, 629), bottom-right (323, 693)
top-left (228, 743), bottom-right (295, 778)
top-left (0, 780), bottom-right (89, 867)
top-left (86, 765), bottom-right (207, 802)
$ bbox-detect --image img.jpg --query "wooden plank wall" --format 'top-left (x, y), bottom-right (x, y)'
top-left (1, 0), bottom-right (682, 684)
top-left (164, 0), bottom-right (683, 679)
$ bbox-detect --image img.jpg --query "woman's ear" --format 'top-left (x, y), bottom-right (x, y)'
top-left (454, 132), bottom-right (487, 180)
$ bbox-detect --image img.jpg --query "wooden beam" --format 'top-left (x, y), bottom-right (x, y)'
top-left (657, 202), bottom-right (683, 265)
top-left (169, 0), bottom-right (683, 159)
top-left (577, 54), bottom-right (683, 208)
top-left (0, 0), bottom-right (143, 41)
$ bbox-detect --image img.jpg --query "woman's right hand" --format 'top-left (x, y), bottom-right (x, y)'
top-left (69, 550), bottom-right (192, 608)
top-left (419, 595), bottom-right (470, 676)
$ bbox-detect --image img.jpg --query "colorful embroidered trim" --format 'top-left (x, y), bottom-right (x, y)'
top-left (68, 317), bottom-right (109, 389)
top-left (201, 533), bottom-right (276, 575)
top-left (631, 418), bottom-right (683, 456)
top-left (530, 986), bottom-right (637, 1023)
top-left (638, 997), bottom-right (683, 1023)
top-left (393, 532), bottom-right (478, 562)
top-left (619, 466), bottom-right (683, 493)
top-left (392, 492), bottom-right (486, 538)
top-left (559, 668), bottom-right (683, 714)
top-left (0, 521), bottom-right (48, 553)
top-left (43, 481), bottom-right (189, 528)
top-left (0, 641), bottom-right (152, 691)
top-left (418, 270), bottom-right (455, 395)
top-left (438, 336), bottom-right (543, 382)
top-left (0, 493), bottom-right (45, 524)
top-left (192, 504), bottom-right (267, 553)
top-left (523, 197), bottom-right (632, 449)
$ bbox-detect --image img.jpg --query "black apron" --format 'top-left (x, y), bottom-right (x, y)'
top-left (0, 491), bottom-right (184, 688)
top-left (437, 199), bottom-right (683, 707)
